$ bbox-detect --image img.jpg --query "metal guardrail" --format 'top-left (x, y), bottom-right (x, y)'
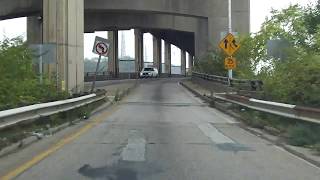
top-left (213, 93), bottom-right (320, 125)
top-left (192, 72), bottom-right (229, 85)
top-left (192, 72), bottom-right (263, 91)
top-left (0, 93), bottom-right (106, 130)
top-left (85, 72), bottom-right (139, 82)
top-left (183, 74), bottom-right (319, 124)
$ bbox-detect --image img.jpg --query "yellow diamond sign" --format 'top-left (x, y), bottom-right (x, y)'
top-left (219, 33), bottom-right (240, 56)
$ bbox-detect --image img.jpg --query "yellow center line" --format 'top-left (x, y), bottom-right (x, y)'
top-left (1, 105), bottom-right (119, 180)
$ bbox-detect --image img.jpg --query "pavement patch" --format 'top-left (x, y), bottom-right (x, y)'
top-left (78, 164), bottom-right (138, 180)
top-left (216, 143), bottom-right (255, 152)
top-left (197, 123), bottom-right (254, 153)
top-left (121, 130), bottom-right (146, 162)
top-left (198, 123), bottom-right (235, 144)
top-left (122, 101), bottom-right (206, 107)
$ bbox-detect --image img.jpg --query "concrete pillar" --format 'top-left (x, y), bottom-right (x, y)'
top-left (188, 53), bottom-right (194, 73)
top-left (181, 50), bottom-right (186, 76)
top-left (108, 31), bottom-right (119, 78)
top-left (107, 31), bottom-right (113, 75)
top-left (27, 16), bottom-right (43, 75)
top-left (153, 36), bottom-right (161, 74)
top-left (164, 42), bottom-right (171, 75)
top-left (209, 0), bottom-right (250, 48)
top-left (27, 16), bottom-right (42, 44)
top-left (42, 0), bottom-right (84, 94)
top-left (134, 29), bottom-right (144, 73)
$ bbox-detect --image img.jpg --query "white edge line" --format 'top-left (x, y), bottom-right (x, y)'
top-left (274, 146), bottom-right (320, 170)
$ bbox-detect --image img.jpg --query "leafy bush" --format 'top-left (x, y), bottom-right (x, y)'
top-left (314, 143), bottom-right (320, 154)
top-left (195, 4), bottom-right (320, 108)
top-left (240, 110), bottom-right (267, 129)
top-left (194, 49), bottom-right (226, 76)
top-left (114, 89), bottom-right (121, 101)
top-left (0, 37), bottom-right (69, 110)
top-left (287, 124), bottom-right (320, 146)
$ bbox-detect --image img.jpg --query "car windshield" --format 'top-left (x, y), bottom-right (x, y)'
top-left (1, 1), bottom-right (320, 180)
top-left (143, 68), bottom-right (154, 71)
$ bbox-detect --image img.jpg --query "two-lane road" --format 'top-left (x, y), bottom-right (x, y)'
top-left (4, 79), bottom-right (320, 180)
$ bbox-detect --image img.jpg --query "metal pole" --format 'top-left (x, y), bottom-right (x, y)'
top-left (228, 0), bottom-right (232, 33)
top-left (228, 0), bottom-right (233, 80)
top-left (91, 55), bottom-right (102, 93)
top-left (39, 46), bottom-right (43, 84)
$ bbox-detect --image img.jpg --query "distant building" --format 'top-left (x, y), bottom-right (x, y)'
top-left (120, 31), bottom-right (126, 58)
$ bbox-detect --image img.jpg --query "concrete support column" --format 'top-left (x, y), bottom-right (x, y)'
top-left (188, 53), bottom-right (194, 73)
top-left (181, 50), bottom-right (186, 76)
top-left (108, 31), bottom-right (119, 78)
top-left (42, 0), bottom-right (84, 93)
top-left (134, 29), bottom-right (144, 73)
top-left (27, 16), bottom-right (42, 44)
top-left (164, 42), bottom-right (171, 75)
top-left (153, 36), bottom-right (161, 74)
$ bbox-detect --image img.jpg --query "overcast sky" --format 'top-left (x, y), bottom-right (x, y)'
top-left (0, 0), bottom-right (316, 65)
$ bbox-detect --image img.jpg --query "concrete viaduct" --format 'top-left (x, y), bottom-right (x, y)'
top-left (0, 0), bottom-right (250, 93)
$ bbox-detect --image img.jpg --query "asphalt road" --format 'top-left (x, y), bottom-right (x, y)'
top-left (6, 79), bottom-right (320, 180)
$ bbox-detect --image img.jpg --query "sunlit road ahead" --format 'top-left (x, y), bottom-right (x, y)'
top-left (8, 79), bottom-right (320, 179)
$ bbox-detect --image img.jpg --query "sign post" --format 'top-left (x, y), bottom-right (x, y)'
top-left (218, 0), bottom-right (241, 84)
top-left (91, 36), bottom-right (110, 93)
top-left (39, 45), bottom-right (43, 84)
top-left (228, 0), bottom-right (233, 80)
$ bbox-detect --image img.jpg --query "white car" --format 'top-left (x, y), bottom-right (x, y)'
top-left (140, 67), bottom-right (159, 78)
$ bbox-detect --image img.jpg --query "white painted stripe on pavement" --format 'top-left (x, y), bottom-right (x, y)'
top-left (121, 130), bottom-right (146, 162)
top-left (198, 123), bottom-right (235, 144)
top-left (274, 146), bottom-right (320, 170)
top-left (209, 108), bottom-right (237, 124)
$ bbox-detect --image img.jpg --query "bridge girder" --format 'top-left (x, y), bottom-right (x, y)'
top-left (0, 0), bottom-right (250, 55)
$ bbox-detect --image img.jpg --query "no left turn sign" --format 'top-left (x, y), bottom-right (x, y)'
top-left (96, 42), bottom-right (108, 56)
top-left (92, 36), bottom-right (110, 57)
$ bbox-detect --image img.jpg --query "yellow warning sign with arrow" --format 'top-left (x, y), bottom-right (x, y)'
top-left (219, 33), bottom-right (240, 56)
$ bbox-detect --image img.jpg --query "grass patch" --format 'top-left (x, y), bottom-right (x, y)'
top-left (314, 143), bottom-right (320, 154)
top-left (242, 111), bottom-right (267, 128)
top-left (235, 106), bottom-right (320, 150)
top-left (287, 124), bottom-right (320, 147)
top-left (114, 89), bottom-right (121, 102)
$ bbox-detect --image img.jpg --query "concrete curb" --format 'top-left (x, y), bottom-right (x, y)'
top-left (0, 136), bottom-right (39, 158)
top-left (179, 81), bottom-right (211, 102)
top-left (180, 81), bottom-right (320, 168)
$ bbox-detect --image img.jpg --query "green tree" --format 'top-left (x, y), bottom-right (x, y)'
top-left (194, 49), bottom-right (226, 76)
top-left (0, 37), bottom-right (68, 110)
top-left (255, 4), bottom-right (320, 107)
top-left (195, 3), bottom-right (320, 107)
